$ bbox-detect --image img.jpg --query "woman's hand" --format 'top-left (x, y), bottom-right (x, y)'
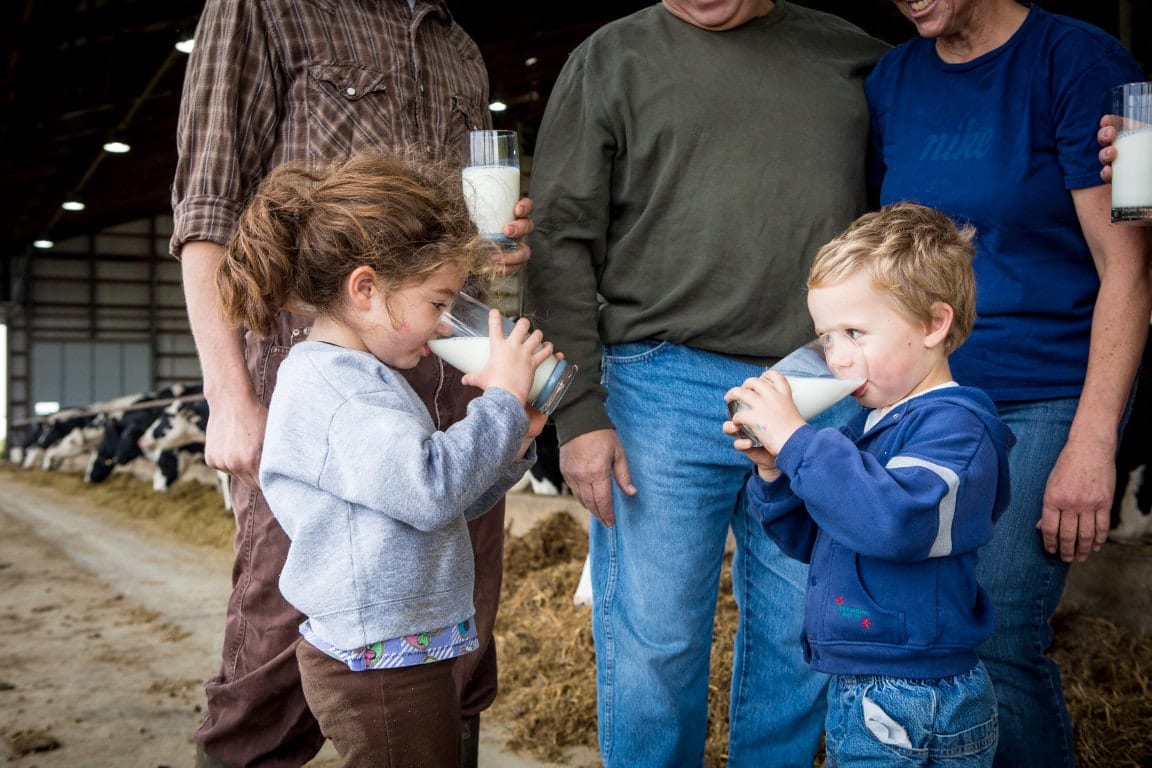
top-left (1098, 113), bottom-right (1118, 183)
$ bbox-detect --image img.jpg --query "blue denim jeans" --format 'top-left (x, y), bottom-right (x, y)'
top-left (593, 341), bottom-right (855, 768)
top-left (976, 398), bottom-right (1077, 768)
top-left (824, 664), bottom-right (998, 767)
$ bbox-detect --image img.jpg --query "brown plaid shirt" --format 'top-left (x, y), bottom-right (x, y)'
top-left (170, 0), bottom-right (492, 256)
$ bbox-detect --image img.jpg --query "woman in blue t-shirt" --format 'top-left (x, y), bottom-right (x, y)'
top-left (865, 2), bottom-right (1151, 767)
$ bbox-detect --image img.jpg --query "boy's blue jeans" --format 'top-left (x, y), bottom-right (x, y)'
top-left (825, 663), bottom-right (998, 767)
top-left (593, 341), bottom-right (856, 767)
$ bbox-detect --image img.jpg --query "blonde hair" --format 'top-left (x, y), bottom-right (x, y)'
top-left (808, 202), bottom-right (977, 354)
top-left (217, 152), bottom-right (492, 337)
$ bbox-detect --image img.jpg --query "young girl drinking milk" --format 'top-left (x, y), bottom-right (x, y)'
top-left (215, 152), bottom-right (550, 767)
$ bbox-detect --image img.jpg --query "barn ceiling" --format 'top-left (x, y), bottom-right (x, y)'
top-left (0, 0), bottom-right (1144, 288)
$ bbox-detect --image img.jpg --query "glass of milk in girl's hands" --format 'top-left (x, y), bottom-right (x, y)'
top-left (727, 333), bottom-right (866, 447)
top-left (430, 292), bottom-right (578, 416)
top-left (463, 130), bottom-right (521, 248)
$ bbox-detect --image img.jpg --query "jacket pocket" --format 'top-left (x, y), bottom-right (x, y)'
top-left (818, 542), bottom-right (907, 646)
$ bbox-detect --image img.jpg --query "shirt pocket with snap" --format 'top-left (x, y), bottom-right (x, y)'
top-left (305, 63), bottom-right (396, 159)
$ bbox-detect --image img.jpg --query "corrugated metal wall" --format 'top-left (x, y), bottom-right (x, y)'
top-left (5, 215), bottom-right (198, 447)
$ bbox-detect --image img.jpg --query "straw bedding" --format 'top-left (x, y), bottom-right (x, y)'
top-left (5, 465), bottom-right (1149, 767)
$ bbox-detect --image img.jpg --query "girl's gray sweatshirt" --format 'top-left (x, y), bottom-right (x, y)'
top-left (259, 341), bottom-right (533, 651)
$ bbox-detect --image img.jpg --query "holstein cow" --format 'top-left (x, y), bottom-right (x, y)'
top-left (509, 421), bottom-right (567, 496)
top-left (43, 392), bottom-right (156, 473)
top-left (10, 421), bottom-right (45, 464)
top-left (84, 384), bottom-right (204, 484)
top-left (137, 398), bottom-right (209, 454)
top-left (137, 398), bottom-right (231, 509)
top-left (41, 415), bottom-right (108, 472)
top-left (85, 404), bottom-right (169, 483)
top-left (150, 442), bottom-right (225, 493)
top-left (20, 408), bottom-right (94, 470)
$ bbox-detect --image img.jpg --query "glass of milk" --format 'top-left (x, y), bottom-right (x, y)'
top-left (463, 130), bottom-right (521, 247)
top-left (727, 333), bottom-right (866, 447)
top-left (429, 291), bottom-right (577, 416)
top-left (1111, 82), bottom-right (1152, 224)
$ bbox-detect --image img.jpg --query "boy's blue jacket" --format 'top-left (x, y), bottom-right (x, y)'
top-left (746, 386), bottom-right (1015, 679)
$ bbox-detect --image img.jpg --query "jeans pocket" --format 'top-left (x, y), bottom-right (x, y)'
top-left (862, 694), bottom-right (914, 748)
top-left (602, 339), bottom-right (669, 364)
top-left (828, 671), bottom-right (999, 766)
top-left (933, 712), bottom-right (998, 760)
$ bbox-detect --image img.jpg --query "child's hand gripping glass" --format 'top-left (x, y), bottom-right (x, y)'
top-left (725, 331), bottom-right (867, 450)
top-left (429, 291), bottom-right (578, 415)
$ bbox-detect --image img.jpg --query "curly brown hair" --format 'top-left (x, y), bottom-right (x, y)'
top-left (216, 151), bottom-right (492, 337)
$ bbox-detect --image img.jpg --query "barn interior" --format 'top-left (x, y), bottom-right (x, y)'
top-left (0, 2), bottom-right (1150, 765)
top-left (0, 0), bottom-right (1148, 425)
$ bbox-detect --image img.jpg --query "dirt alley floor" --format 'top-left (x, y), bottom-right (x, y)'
top-left (0, 468), bottom-right (594, 768)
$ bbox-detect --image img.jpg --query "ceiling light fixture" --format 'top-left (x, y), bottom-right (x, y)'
top-left (33, 47), bottom-right (184, 252)
top-left (525, 57), bottom-right (538, 67)
top-left (488, 101), bottom-right (507, 112)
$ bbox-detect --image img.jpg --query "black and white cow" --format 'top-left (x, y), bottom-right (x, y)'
top-left (84, 384), bottom-right (203, 484)
top-left (41, 416), bottom-right (108, 471)
top-left (84, 386), bottom-right (198, 483)
top-left (137, 397), bottom-right (230, 507)
top-left (137, 398), bottom-right (209, 455)
top-left (85, 403), bottom-right (169, 483)
top-left (510, 421), bottom-right (567, 496)
top-left (150, 442), bottom-right (218, 490)
top-left (21, 408), bottom-right (98, 470)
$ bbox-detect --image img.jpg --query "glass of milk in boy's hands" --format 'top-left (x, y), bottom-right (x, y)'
top-left (726, 332), bottom-right (867, 447)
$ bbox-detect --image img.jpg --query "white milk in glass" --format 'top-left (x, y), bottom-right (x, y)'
top-left (783, 376), bottom-right (865, 420)
top-left (1112, 129), bottom-right (1152, 210)
top-left (462, 165), bottom-right (520, 236)
top-left (728, 375), bottom-right (864, 446)
top-left (428, 336), bottom-right (559, 402)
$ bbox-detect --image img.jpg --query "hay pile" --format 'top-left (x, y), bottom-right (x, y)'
top-left (1051, 609), bottom-right (1152, 765)
top-left (495, 508), bottom-right (1152, 768)
top-left (5, 464), bottom-right (1151, 767)
top-left (494, 511), bottom-right (739, 767)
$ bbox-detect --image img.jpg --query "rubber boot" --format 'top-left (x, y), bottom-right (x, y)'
top-left (460, 714), bottom-right (480, 768)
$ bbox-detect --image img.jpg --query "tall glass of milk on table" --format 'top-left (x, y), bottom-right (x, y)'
top-left (429, 291), bottom-right (578, 416)
top-left (1111, 82), bottom-right (1152, 224)
top-left (727, 333), bottom-right (866, 447)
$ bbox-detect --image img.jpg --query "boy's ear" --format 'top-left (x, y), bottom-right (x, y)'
top-left (924, 301), bottom-right (954, 349)
top-left (346, 265), bottom-right (378, 310)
